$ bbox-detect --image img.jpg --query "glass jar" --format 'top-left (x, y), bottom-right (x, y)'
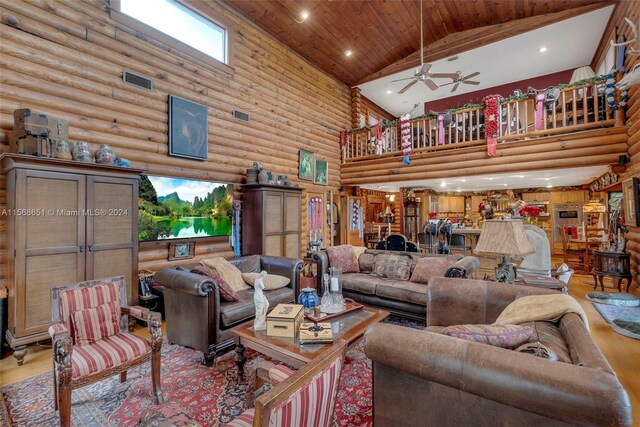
top-left (72, 141), bottom-right (94, 163)
top-left (95, 144), bottom-right (116, 165)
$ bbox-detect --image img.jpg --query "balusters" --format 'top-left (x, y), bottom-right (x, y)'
top-left (572, 89), bottom-right (578, 127)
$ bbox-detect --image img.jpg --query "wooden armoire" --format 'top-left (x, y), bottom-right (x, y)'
top-left (242, 184), bottom-right (302, 257)
top-left (1, 154), bottom-right (141, 365)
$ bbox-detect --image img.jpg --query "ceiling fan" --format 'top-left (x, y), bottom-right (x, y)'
top-left (391, 0), bottom-right (458, 94)
top-left (440, 71), bottom-right (481, 92)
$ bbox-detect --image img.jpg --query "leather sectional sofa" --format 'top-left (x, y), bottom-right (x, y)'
top-left (155, 255), bottom-right (302, 365)
top-left (313, 248), bottom-right (480, 320)
top-left (364, 278), bottom-right (633, 426)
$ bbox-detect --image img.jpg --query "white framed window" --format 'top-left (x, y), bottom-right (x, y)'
top-left (111, 0), bottom-right (232, 73)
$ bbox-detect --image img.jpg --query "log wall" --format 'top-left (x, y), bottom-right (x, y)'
top-left (592, 1), bottom-right (640, 295)
top-left (0, 0), bottom-right (350, 280)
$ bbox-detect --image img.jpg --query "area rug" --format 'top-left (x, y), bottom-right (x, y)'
top-left (593, 302), bottom-right (640, 324)
top-left (585, 292), bottom-right (640, 307)
top-left (611, 319), bottom-right (640, 340)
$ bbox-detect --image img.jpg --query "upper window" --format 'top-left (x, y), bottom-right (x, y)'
top-left (117, 0), bottom-right (227, 64)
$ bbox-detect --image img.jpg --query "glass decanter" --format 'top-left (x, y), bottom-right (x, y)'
top-left (320, 273), bottom-right (332, 312)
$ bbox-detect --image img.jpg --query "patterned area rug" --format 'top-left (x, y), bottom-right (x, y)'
top-left (593, 302), bottom-right (640, 340)
top-left (1, 315), bottom-right (423, 426)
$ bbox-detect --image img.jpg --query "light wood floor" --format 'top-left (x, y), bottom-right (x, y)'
top-left (1, 277), bottom-right (639, 423)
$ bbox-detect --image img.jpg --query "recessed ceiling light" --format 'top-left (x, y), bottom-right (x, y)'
top-left (345, 50), bottom-right (353, 57)
top-left (546, 184), bottom-right (553, 188)
top-left (386, 90), bottom-right (392, 94)
top-left (539, 47), bottom-right (547, 53)
top-left (488, 177), bottom-right (494, 180)
top-left (544, 177), bottom-right (550, 181)
top-left (456, 189), bottom-right (461, 192)
top-left (440, 182), bottom-right (446, 188)
top-left (461, 178), bottom-right (466, 182)
top-left (301, 11), bottom-right (309, 20)
top-left (518, 175), bottom-right (524, 178)
top-left (503, 184), bottom-right (508, 187)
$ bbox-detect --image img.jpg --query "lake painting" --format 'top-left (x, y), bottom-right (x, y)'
top-left (139, 175), bottom-right (233, 241)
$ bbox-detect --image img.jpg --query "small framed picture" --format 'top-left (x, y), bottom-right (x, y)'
top-left (622, 177), bottom-right (640, 227)
top-left (299, 150), bottom-right (314, 180)
top-left (314, 160), bottom-right (328, 185)
top-left (168, 241), bottom-right (196, 260)
top-left (168, 95), bottom-right (208, 160)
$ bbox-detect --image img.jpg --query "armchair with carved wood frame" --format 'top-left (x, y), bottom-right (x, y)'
top-left (49, 276), bottom-right (163, 427)
top-left (225, 340), bottom-right (347, 427)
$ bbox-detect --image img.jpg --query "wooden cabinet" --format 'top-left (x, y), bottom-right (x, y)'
top-left (1, 154), bottom-right (141, 364)
top-left (437, 196), bottom-right (464, 214)
top-left (550, 190), bottom-right (587, 204)
top-left (242, 184), bottom-right (302, 258)
top-left (522, 192), bottom-right (550, 202)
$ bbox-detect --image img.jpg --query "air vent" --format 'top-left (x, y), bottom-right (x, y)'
top-left (122, 70), bottom-right (153, 91)
top-left (447, 55), bottom-right (459, 62)
top-left (232, 110), bottom-right (250, 122)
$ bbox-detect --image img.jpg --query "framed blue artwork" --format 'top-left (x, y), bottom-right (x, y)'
top-left (168, 95), bottom-right (208, 160)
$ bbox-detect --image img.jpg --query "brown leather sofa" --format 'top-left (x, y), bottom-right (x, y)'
top-left (155, 255), bottom-right (303, 365)
top-left (364, 278), bottom-right (633, 426)
top-left (313, 248), bottom-right (479, 320)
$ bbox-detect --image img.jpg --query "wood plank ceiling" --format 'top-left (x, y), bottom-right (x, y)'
top-left (224, 0), bottom-right (613, 86)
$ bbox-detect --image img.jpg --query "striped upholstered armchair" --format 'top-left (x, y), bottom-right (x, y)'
top-left (49, 276), bottom-right (163, 427)
top-left (225, 340), bottom-right (347, 427)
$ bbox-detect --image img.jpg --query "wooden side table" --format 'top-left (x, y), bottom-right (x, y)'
top-left (299, 257), bottom-right (319, 296)
top-left (591, 251), bottom-right (632, 293)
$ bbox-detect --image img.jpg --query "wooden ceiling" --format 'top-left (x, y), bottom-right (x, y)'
top-left (224, 0), bottom-right (613, 86)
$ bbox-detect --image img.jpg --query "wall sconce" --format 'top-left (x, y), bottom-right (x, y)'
top-left (386, 194), bottom-right (396, 203)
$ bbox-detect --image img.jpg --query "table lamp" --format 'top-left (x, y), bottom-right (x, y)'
top-left (475, 219), bottom-right (534, 283)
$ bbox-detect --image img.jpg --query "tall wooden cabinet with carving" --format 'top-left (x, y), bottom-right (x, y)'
top-left (1, 154), bottom-right (141, 365)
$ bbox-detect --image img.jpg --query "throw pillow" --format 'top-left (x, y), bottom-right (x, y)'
top-left (242, 272), bottom-right (290, 290)
top-left (191, 266), bottom-right (239, 302)
top-left (440, 324), bottom-right (533, 349)
top-left (201, 257), bottom-right (251, 292)
top-left (325, 245), bottom-right (359, 273)
top-left (358, 253), bottom-right (375, 273)
top-left (515, 342), bottom-right (559, 361)
top-left (409, 257), bottom-right (455, 284)
top-left (372, 253), bottom-right (412, 280)
top-left (352, 246), bottom-right (367, 259)
top-left (71, 301), bottom-right (120, 346)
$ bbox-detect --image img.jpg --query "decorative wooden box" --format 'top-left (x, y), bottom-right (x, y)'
top-left (266, 304), bottom-right (303, 338)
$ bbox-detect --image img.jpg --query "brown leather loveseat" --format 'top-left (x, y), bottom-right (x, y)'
top-left (155, 255), bottom-right (302, 365)
top-left (365, 278), bottom-right (633, 426)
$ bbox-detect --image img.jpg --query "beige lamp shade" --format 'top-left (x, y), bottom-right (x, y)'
top-left (384, 205), bottom-right (393, 216)
top-left (570, 66), bottom-right (596, 84)
top-left (475, 220), bottom-right (534, 257)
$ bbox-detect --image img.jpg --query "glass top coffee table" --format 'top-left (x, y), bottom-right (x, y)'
top-left (233, 306), bottom-right (389, 377)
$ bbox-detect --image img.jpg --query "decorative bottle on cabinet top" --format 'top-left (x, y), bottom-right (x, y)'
top-left (71, 141), bottom-right (94, 163)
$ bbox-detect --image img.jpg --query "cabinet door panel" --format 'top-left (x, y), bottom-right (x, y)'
top-left (264, 192), bottom-right (283, 234)
top-left (264, 235), bottom-right (283, 256)
top-left (86, 176), bottom-right (138, 303)
top-left (284, 233), bottom-right (300, 258)
top-left (283, 194), bottom-right (300, 232)
top-left (22, 253), bottom-right (80, 336)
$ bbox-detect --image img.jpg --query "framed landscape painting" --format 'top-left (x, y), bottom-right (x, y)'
top-left (168, 95), bottom-right (208, 160)
top-left (299, 150), bottom-right (314, 180)
top-left (314, 160), bottom-right (328, 185)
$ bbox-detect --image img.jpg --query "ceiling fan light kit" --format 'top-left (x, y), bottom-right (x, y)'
top-left (395, 0), bottom-right (480, 95)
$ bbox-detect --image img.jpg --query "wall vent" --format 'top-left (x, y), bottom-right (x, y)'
top-left (122, 70), bottom-right (153, 91)
top-left (233, 110), bottom-right (250, 122)
top-left (447, 55), bottom-right (459, 62)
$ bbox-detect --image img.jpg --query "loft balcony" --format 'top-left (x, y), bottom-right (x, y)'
top-left (341, 80), bottom-right (628, 186)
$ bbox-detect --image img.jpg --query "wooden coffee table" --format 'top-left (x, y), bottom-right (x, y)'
top-left (233, 307), bottom-right (389, 378)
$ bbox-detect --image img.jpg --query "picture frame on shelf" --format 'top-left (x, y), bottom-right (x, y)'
top-left (168, 241), bottom-right (196, 261)
top-left (299, 150), bottom-right (314, 181)
top-left (314, 160), bottom-right (328, 185)
top-left (622, 177), bottom-right (640, 227)
top-left (168, 95), bottom-right (208, 160)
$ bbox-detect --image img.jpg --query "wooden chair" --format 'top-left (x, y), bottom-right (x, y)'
top-left (225, 340), bottom-right (347, 427)
top-left (558, 226), bottom-right (587, 273)
top-left (49, 276), bottom-right (163, 427)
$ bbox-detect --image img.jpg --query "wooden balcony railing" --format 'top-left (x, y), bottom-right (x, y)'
top-left (343, 80), bottom-right (618, 163)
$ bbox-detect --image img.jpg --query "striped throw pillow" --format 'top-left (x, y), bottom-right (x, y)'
top-left (71, 301), bottom-right (121, 346)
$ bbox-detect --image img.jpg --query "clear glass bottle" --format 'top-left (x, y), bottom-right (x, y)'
top-left (328, 267), bottom-right (345, 312)
top-left (321, 273), bottom-right (332, 311)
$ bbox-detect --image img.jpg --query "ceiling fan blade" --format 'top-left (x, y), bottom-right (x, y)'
top-left (419, 63), bottom-right (432, 75)
top-left (451, 83), bottom-right (460, 92)
top-left (391, 77), bottom-right (418, 82)
top-left (424, 78), bottom-right (439, 91)
top-left (431, 73), bottom-right (460, 80)
top-left (398, 79), bottom-right (418, 94)
top-left (465, 71), bottom-right (480, 79)
top-left (464, 80), bottom-right (481, 85)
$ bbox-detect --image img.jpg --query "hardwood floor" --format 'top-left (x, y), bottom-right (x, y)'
top-left (1, 278), bottom-right (639, 423)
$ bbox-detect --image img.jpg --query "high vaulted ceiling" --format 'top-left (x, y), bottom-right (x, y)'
top-left (225, 0), bottom-right (613, 86)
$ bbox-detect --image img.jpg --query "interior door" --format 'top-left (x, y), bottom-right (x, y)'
top-left (85, 176), bottom-right (138, 304)
top-left (15, 170), bottom-right (85, 337)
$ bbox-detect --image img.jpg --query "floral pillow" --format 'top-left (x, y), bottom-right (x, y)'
top-left (409, 257), bottom-right (456, 284)
top-left (372, 253), bottom-right (412, 280)
top-left (325, 245), bottom-right (359, 273)
top-left (441, 324), bottom-right (533, 349)
top-left (191, 266), bottom-right (239, 302)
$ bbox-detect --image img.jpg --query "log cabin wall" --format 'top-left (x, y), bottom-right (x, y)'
top-left (0, 0), bottom-right (350, 280)
top-left (592, 1), bottom-right (640, 295)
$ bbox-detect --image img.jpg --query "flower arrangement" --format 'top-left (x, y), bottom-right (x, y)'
top-left (520, 205), bottom-right (542, 217)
